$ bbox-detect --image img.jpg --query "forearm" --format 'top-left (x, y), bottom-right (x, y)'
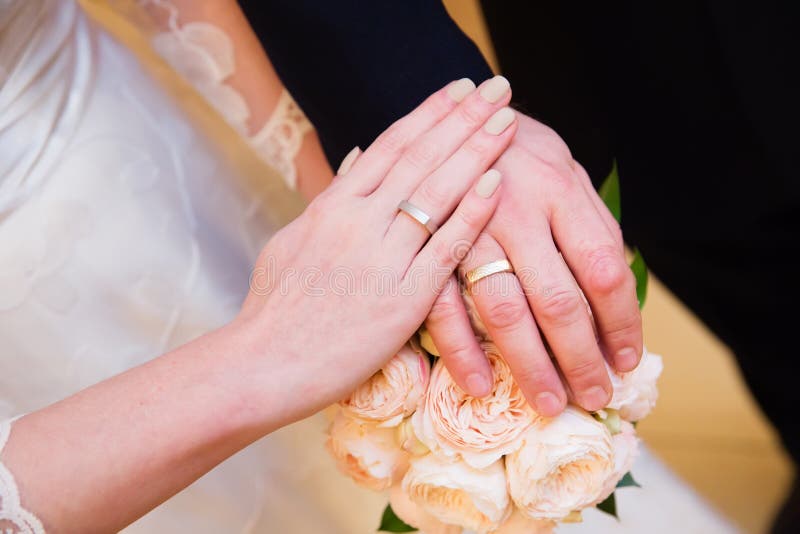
top-left (139, 0), bottom-right (332, 198)
top-left (0, 321), bottom-right (289, 533)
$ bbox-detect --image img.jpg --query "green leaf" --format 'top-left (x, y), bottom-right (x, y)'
top-left (629, 248), bottom-right (648, 309)
top-left (596, 492), bottom-right (618, 519)
top-left (617, 472), bottom-right (641, 488)
top-left (378, 504), bottom-right (417, 532)
top-left (598, 160), bottom-right (621, 222)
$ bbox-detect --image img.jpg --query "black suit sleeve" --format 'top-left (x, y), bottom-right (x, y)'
top-left (238, 1), bottom-right (493, 165)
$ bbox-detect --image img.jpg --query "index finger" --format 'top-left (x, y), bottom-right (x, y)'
top-left (344, 78), bottom-right (476, 195)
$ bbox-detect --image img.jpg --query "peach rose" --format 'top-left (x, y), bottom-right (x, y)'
top-left (490, 510), bottom-right (556, 534)
top-left (412, 342), bottom-right (537, 468)
top-left (326, 410), bottom-right (408, 491)
top-left (389, 485), bottom-right (461, 534)
top-left (506, 407), bottom-right (614, 521)
top-left (608, 350), bottom-right (663, 422)
top-left (340, 344), bottom-right (430, 427)
top-left (402, 453), bottom-right (511, 532)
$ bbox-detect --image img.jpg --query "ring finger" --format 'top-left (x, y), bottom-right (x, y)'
top-left (459, 233), bottom-right (566, 415)
top-left (506, 222), bottom-right (613, 412)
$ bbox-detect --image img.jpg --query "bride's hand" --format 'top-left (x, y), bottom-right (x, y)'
top-left (237, 78), bottom-right (517, 424)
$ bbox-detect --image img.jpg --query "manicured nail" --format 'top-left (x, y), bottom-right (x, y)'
top-left (580, 386), bottom-right (610, 411)
top-left (534, 392), bottom-right (562, 416)
top-left (447, 78), bottom-right (476, 102)
top-left (465, 372), bottom-right (491, 397)
top-left (336, 146), bottom-right (361, 175)
top-left (484, 107), bottom-right (515, 135)
top-left (475, 169), bottom-right (502, 198)
top-left (615, 347), bottom-right (640, 371)
top-left (479, 75), bottom-right (510, 103)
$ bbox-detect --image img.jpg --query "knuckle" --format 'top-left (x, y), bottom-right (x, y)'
top-left (403, 140), bottom-right (439, 169)
top-left (513, 363), bottom-right (555, 391)
top-left (429, 238), bottom-right (455, 268)
top-left (484, 299), bottom-right (528, 331)
top-left (429, 90), bottom-right (456, 116)
top-left (563, 356), bottom-right (604, 384)
top-left (537, 288), bottom-right (583, 325)
top-left (585, 246), bottom-right (631, 294)
top-left (455, 204), bottom-right (482, 230)
top-left (375, 125), bottom-right (407, 153)
top-left (546, 167), bottom-right (578, 196)
top-left (464, 135), bottom-right (491, 160)
top-left (602, 312), bottom-right (642, 342)
top-left (428, 297), bottom-right (461, 323)
top-left (416, 180), bottom-right (450, 209)
top-left (443, 344), bottom-right (479, 368)
top-left (457, 102), bottom-right (485, 127)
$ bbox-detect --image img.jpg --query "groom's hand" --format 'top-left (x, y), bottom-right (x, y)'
top-left (426, 112), bottom-right (642, 417)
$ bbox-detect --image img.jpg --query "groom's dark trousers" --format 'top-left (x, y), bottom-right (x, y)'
top-left (239, 2), bottom-right (799, 530)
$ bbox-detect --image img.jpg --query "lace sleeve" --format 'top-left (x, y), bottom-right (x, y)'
top-left (0, 418), bottom-right (46, 534)
top-left (142, 0), bottom-right (313, 190)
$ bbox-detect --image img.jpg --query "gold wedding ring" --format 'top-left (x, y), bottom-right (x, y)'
top-left (465, 259), bottom-right (514, 286)
top-left (397, 200), bottom-right (438, 234)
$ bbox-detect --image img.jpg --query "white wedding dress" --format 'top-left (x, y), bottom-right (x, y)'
top-left (0, 1), bottom-right (738, 533)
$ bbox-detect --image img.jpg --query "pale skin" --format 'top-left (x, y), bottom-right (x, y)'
top-left (2, 2), bottom-right (642, 529)
top-left (1, 76), bottom-right (514, 531)
top-left (147, 0), bottom-right (643, 414)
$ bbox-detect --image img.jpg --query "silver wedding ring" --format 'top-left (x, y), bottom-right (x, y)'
top-left (397, 200), bottom-right (438, 234)
top-left (465, 259), bottom-right (515, 286)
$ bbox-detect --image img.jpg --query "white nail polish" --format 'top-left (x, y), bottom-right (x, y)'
top-left (484, 107), bottom-right (516, 135)
top-left (475, 169), bottom-right (502, 198)
top-left (446, 78), bottom-right (476, 102)
top-left (479, 75), bottom-right (510, 103)
top-left (337, 146), bottom-right (361, 175)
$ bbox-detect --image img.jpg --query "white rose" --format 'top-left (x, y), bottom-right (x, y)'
top-left (412, 342), bottom-right (537, 468)
top-left (326, 410), bottom-right (408, 491)
top-left (595, 420), bottom-right (640, 504)
top-left (490, 510), bottom-right (556, 534)
top-left (506, 407), bottom-right (614, 521)
top-left (340, 344), bottom-right (430, 427)
top-left (608, 350), bottom-right (663, 422)
top-left (402, 453), bottom-right (511, 532)
top-left (389, 485), bottom-right (461, 534)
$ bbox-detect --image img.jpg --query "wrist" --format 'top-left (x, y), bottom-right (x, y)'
top-left (211, 316), bottom-right (311, 436)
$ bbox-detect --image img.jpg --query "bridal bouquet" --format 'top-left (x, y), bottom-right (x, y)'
top-left (326, 167), bottom-right (661, 533)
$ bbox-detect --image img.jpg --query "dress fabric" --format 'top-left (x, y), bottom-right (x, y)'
top-left (0, 1), bottom-right (738, 533)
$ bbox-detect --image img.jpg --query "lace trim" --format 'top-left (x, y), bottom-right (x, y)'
top-left (249, 91), bottom-right (312, 191)
top-left (0, 418), bottom-right (46, 534)
top-left (144, 0), bottom-right (312, 190)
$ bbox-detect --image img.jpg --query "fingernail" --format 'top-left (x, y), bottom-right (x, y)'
top-left (336, 146), bottom-right (361, 175)
top-left (534, 392), bottom-right (562, 416)
top-left (615, 347), bottom-right (640, 371)
top-left (447, 78), bottom-right (476, 102)
top-left (484, 107), bottom-right (515, 135)
top-left (475, 169), bottom-right (502, 198)
top-left (580, 386), bottom-right (610, 411)
top-left (479, 75), bottom-right (510, 103)
top-left (465, 372), bottom-right (491, 397)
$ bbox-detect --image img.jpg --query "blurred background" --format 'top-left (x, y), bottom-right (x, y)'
top-left (441, 1), bottom-right (794, 533)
